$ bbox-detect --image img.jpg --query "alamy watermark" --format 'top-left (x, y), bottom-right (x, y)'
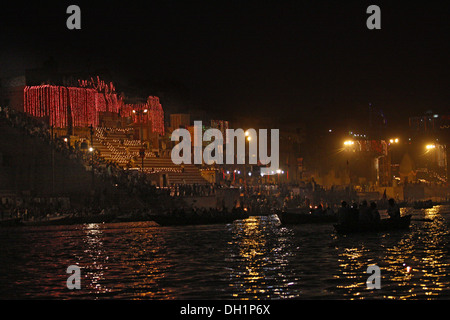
top-left (171, 121), bottom-right (280, 175)
top-left (366, 265), bottom-right (381, 289)
top-left (66, 265), bottom-right (81, 290)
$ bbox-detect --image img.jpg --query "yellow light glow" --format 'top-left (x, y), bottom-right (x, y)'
top-left (426, 144), bottom-right (436, 150)
top-left (344, 140), bottom-right (354, 146)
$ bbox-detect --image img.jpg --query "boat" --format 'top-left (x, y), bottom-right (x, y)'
top-left (150, 211), bottom-right (250, 226)
top-left (413, 200), bottom-right (433, 209)
top-left (334, 214), bottom-right (412, 234)
top-left (0, 217), bottom-right (23, 227)
top-left (277, 210), bottom-right (338, 225)
top-left (22, 213), bottom-right (117, 226)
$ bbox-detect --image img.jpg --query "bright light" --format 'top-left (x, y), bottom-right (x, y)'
top-left (426, 144), bottom-right (436, 150)
top-left (247, 136), bottom-right (251, 141)
top-left (64, 138), bottom-right (68, 142)
top-left (248, 172), bottom-right (252, 176)
top-left (89, 147), bottom-right (94, 152)
top-left (276, 169), bottom-right (281, 174)
top-left (389, 138), bottom-right (399, 144)
top-left (143, 109), bottom-right (148, 113)
top-left (344, 140), bottom-right (354, 146)
top-left (245, 131), bottom-right (249, 136)
top-left (132, 110), bottom-right (136, 114)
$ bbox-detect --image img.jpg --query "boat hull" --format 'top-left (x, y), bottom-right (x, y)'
top-left (150, 213), bottom-right (249, 226)
top-left (334, 214), bottom-right (412, 234)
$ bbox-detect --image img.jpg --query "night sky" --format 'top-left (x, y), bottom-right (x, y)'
top-left (1, 1), bottom-right (449, 132)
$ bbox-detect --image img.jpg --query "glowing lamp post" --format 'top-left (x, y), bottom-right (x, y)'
top-left (343, 140), bottom-right (354, 147)
top-left (133, 108), bottom-right (148, 172)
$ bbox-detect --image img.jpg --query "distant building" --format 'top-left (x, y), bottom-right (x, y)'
top-left (170, 114), bottom-right (190, 130)
top-left (408, 111), bottom-right (449, 182)
top-left (210, 120), bottom-right (229, 143)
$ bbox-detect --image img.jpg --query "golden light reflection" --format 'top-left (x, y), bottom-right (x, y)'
top-left (227, 216), bottom-right (296, 299)
top-left (332, 205), bottom-right (450, 299)
top-left (82, 223), bottom-right (111, 295)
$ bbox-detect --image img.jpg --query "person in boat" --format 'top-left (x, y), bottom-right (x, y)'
top-left (350, 202), bottom-right (359, 224)
top-left (387, 198), bottom-right (400, 220)
top-left (337, 201), bottom-right (351, 225)
top-left (370, 202), bottom-right (381, 223)
top-left (358, 200), bottom-right (372, 224)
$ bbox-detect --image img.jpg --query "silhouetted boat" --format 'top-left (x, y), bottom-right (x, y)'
top-left (150, 211), bottom-right (249, 226)
top-left (334, 214), bottom-right (412, 234)
top-left (277, 210), bottom-right (337, 225)
top-left (0, 218), bottom-right (23, 227)
top-left (22, 213), bottom-right (117, 226)
top-left (413, 200), bottom-right (433, 209)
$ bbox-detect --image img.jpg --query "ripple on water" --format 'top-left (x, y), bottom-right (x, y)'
top-left (1, 206), bottom-right (450, 299)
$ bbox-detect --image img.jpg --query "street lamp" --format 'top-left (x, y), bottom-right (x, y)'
top-left (344, 140), bottom-right (354, 146)
top-left (133, 108), bottom-right (148, 172)
top-left (389, 138), bottom-right (399, 144)
top-left (426, 144), bottom-right (436, 150)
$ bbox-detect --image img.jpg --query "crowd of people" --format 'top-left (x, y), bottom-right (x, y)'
top-left (169, 183), bottom-right (220, 197)
top-left (337, 198), bottom-right (401, 226)
top-left (0, 106), bottom-right (409, 226)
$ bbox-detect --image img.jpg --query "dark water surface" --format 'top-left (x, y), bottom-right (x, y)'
top-left (1, 205), bottom-right (450, 299)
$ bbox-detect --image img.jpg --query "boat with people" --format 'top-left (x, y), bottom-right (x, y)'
top-left (334, 214), bottom-right (412, 234)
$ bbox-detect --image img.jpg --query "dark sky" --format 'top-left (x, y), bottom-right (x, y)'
top-left (1, 1), bottom-right (449, 131)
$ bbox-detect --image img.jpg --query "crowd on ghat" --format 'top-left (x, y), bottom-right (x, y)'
top-left (0, 107), bottom-right (237, 220)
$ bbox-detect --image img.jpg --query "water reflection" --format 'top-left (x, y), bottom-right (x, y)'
top-left (331, 205), bottom-right (450, 299)
top-left (80, 223), bottom-right (110, 297)
top-left (226, 215), bottom-right (298, 299)
top-left (1, 206), bottom-right (450, 299)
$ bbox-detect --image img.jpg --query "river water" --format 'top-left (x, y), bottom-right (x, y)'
top-left (1, 205), bottom-right (450, 300)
